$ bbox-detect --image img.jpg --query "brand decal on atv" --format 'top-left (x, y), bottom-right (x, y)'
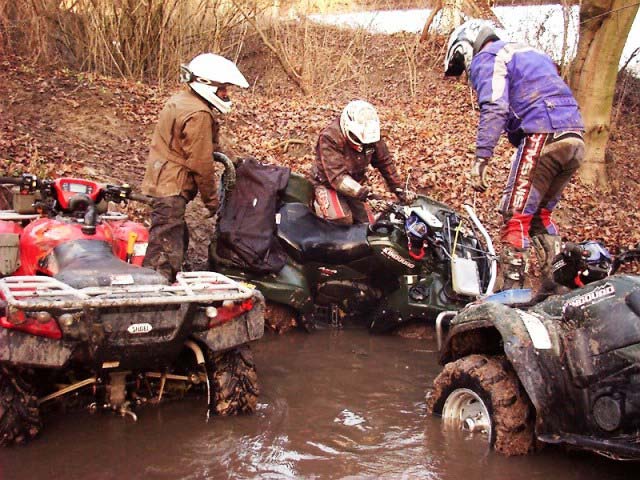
top-left (111, 274), bottom-right (135, 285)
top-left (133, 242), bottom-right (148, 257)
top-left (564, 283), bottom-right (615, 310)
top-left (516, 310), bottom-right (551, 349)
top-left (318, 266), bottom-right (337, 276)
top-left (382, 248), bottom-right (415, 269)
top-left (127, 323), bottom-right (153, 334)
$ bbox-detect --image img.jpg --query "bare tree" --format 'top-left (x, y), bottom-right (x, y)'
top-left (569, 0), bottom-right (639, 188)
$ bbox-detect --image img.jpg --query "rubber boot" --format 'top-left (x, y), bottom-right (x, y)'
top-left (532, 234), bottom-right (563, 298)
top-left (500, 246), bottom-right (529, 290)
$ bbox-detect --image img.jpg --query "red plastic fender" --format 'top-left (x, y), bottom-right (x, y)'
top-left (108, 219), bottom-right (149, 265)
top-left (16, 218), bottom-right (113, 275)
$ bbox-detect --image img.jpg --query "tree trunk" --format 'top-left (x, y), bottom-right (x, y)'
top-left (569, 0), bottom-right (639, 189)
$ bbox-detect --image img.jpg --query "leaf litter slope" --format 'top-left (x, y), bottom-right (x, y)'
top-left (0, 36), bottom-right (638, 273)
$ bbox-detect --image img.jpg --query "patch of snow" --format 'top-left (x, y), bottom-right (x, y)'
top-left (309, 7), bottom-right (640, 73)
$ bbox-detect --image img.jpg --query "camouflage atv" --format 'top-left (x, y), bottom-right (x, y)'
top-left (427, 243), bottom-right (640, 460)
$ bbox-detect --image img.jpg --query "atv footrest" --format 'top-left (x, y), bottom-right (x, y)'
top-left (0, 272), bottom-right (253, 310)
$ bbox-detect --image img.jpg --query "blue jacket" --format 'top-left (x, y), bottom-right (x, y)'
top-left (469, 40), bottom-right (584, 159)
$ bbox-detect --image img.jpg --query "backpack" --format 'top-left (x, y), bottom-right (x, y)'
top-left (216, 157), bottom-right (290, 273)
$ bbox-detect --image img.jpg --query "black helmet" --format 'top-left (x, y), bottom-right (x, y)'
top-left (444, 20), bottom-right (501, 76)
top-left (552, 241), bottom-right (613, 288)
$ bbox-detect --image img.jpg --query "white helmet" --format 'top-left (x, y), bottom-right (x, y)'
top-left (180, 53), bottom-right (249, 114)
top-left (340, 100), bottom-right (381, 148)
top-left (444, 20), bottom-right (501, 76)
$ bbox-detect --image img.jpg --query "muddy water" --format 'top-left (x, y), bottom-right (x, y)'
top-left (0, 329), bottom-right (637, 479)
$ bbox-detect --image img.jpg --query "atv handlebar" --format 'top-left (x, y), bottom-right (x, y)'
top-left (612, 247), bottom-right (640, 274)
top-left (0, 174), bottom-right (41, 191)
top-left (104, 184), bottom-right (152, 205)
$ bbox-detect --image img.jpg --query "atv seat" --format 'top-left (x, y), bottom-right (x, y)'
top-left (277, 203), bottom-right (371, 264)
top-left (52, 239), bottom-right (168, 288)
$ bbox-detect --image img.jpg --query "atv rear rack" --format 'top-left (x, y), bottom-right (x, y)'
top-left (0, 272), bottom-right (254, 310)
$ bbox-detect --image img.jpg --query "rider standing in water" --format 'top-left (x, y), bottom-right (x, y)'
top-left (444, 20), bottom-right (585, 291)
top-left (141, 53), bottom-right (248, 281)
top-left (312, 100), bottom-right (408, 225)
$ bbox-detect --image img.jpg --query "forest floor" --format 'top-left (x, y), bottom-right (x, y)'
top-left (1, 27), bottom-right (638, 276)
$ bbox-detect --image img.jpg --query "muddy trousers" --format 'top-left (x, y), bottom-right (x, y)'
top-left (498, 133), bottom-right (584, 289)
top-left (143, 195), bottom-right (189, 282)
top-left (313, 185), bottom-right (374, 225)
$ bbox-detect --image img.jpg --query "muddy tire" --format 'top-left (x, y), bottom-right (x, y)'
top-left (426, 354), bottom-right (535, 456)
top-left (0, 366), bottom-right (42, 446)
top-left (207, 345), bottom-right (259, 416)
top-left (264, 301), bottom-right (298, 334)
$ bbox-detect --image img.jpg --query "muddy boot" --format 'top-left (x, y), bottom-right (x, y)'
top-left (500, 246), bottom-right (529, 290)
top-left (532, 234), bottom-right (563, 298)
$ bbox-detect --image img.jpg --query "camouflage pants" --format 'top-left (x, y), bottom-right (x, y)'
top-left (143, 195), bottom-right (189, 282)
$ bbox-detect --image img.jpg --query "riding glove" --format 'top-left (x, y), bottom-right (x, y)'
top-left (355, 185), bottom-right (370, 201)
top-left (470, 157), bottom-right (490, 193)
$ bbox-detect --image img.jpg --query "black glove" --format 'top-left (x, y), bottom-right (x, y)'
top-left (355, 185), bottom-right (370, 201)
top-left (470, 157), bottom-right (490, 193)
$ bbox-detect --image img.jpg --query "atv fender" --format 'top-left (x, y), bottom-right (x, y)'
top-left (0, 328), bottom-right (72, 368)
top-left (440, 302), bottom-right (556, 419)
top-left (194, 291), bottom-right (265, 352)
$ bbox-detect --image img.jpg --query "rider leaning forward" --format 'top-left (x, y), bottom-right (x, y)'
top-left (141, 53), bottom-right (248, 282)
top-left (312, 100), bottom-right (409, 225)
top-left (444, 20), bottom-right (585, 291)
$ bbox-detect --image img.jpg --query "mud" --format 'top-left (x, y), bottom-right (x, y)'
top-left (264, 301), bottom-right (299, 334)
top-left (0, 329), bottom-right (637, 479)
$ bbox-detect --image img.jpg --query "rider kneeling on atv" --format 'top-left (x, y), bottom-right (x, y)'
top-left (312, 100), bottom-right (410, 225)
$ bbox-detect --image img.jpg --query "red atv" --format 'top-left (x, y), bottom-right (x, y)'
top-left (0, 174), bottom-right (264, 446)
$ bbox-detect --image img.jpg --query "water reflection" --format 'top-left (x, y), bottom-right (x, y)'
top-left (0, 329), bottom-right (637, 479)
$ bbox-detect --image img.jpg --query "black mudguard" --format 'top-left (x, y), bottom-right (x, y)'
top-left (441, 302), bottom-right (564, 431)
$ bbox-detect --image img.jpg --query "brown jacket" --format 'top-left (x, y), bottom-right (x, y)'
top-left (141, 88), bottom-right (220, 211)
top-left (312, 117), bottom-right (402, 194)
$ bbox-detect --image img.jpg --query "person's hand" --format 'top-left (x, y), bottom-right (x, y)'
top-left (470, 157), bottom-right (490, 193)
top-left (393, 188), bottom-right (416, 204)
top-left (355, 185), bottom-right (370, 201)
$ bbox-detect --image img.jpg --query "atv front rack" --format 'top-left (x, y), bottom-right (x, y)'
top-left (0, 272), bottom-right (254, 310)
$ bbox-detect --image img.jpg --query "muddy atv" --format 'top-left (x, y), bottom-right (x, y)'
top-left (426, 244), bottom-right (640, 460)
top-left (0, 174), bottom-right (265, 446)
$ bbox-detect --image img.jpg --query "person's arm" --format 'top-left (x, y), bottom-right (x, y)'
top-left (471, 51), bottom-right (511, 159)
top-left (370, 139), bottom-right (402, 191)
top-left (182, 112), bottom-right (219, 212)
top-left (316, 132), bottom-right (368, 198)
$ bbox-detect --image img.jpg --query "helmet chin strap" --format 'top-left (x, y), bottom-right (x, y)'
top-left (348, 139), bottom-right (363, 152)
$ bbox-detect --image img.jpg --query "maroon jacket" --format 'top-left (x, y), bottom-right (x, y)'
top-left (312, 118), bottom-right (402, 195)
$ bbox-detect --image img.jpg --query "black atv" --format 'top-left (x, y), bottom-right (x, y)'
top-left (426, 242), bottom-right (640, 460)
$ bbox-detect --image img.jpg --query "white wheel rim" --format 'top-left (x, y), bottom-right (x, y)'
top-left (441, 388), bottom-right (492, 442)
